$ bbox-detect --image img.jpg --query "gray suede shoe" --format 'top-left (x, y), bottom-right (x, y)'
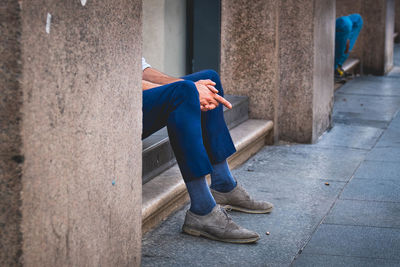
top-left (211, 184), bottom-right (274, 214)
top-left (182, 205), bottom-right (260, 243)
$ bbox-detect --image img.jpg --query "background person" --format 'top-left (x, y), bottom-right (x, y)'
top-left (335, 14), bottom-right (363, 80)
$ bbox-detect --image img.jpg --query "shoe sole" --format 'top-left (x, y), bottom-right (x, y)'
top-left (182, 226), bottom-right (260, 244)
top-left (221, 204), bottom-right (273, 214)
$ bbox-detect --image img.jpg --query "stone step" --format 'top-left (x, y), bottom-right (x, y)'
top-left (142, 95), bottom-right (249, 184)
top-left (142, 119), bottom-right (274, 233)
top-left (342, 58), bottom-right (360, 74)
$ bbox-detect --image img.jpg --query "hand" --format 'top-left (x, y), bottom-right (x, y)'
top-left (196, 79), bottom-right (218, 94)
top-left (194, 80), bottom-right (232, 112)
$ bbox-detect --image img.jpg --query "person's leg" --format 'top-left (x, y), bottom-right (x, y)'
top-left (143, 81), bottom-right (215, 215)
top-left (143, 80), bottom-right (261, 243)
top-left (182, 70), bottom-right (274, 215)
top-left (335, 16), bottom-right (352, 70)
top-left (182, 70), bottom-right (237, 193)
top-left (348, 14), bottom-right (363, 52)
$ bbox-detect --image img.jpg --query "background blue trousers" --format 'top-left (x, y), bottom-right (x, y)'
top-left (142, 70), bottom-right (236, 182)
top-left (335, 14), bottom-right (363, 70)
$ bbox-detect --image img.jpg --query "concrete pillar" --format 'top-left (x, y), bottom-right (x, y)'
top-left (362, 0), bottom-right (395, 74)
top-left (278, 0), bottom-right (335, 143)
top-left (220, 0), bottom-right (280, 123)
top-left (1, 1), bottom-right (142, 266)
top-left (221, 0), bottom-right (335, 143)
top-left (396, 0), bottom-right (400, 43)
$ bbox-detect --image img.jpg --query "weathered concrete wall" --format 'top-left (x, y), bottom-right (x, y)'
top-left (384, 0), bottom-right (395, 72)
top-left (1, 0), bottom-right (143, 266)
top-left (278, 0), bottom-right (335, 143)
top-left (143, 0), bottom-right (187, 77)
top-left (0, 1), bottom-right (24, 265)
top-left (396, 0), bottom-right (400, 43)
top-left (313, 0), bottom-right (336, 140)
top-left (220, 0), bottom-right (279, 123)
top-left (221, 0), bottom-right (334, 143)
top-left (362, 0), bottom-right (394, 75)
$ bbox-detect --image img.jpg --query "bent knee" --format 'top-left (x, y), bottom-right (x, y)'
top-left (349, 14), bottom-right (363, 28)
top-left (172, 80), bottom-right (199, 100)
top-left (202, 69), bottom-right (220, 83)
top-left (336, 17), bottom-right (352, 33)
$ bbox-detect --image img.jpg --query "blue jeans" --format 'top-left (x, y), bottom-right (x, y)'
top-left (142, 70), bottom-right (236, 182)
top-left (335, 14), bottom-right (363, 70)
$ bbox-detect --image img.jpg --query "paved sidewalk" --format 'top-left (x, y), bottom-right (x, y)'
top-left (142, 45), bottom-right (400, 267)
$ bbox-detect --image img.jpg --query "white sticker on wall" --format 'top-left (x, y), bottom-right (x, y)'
top-left (80, 0), bottom-right (87, 6)
top-left (46, 13), bottom-right (51, 34)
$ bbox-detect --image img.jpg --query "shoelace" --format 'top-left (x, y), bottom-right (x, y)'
top-left (220, 207), bottom-right (233, 222)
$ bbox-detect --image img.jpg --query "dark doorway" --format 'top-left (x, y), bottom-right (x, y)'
top-left (187, 0), bottom-right (221, 74)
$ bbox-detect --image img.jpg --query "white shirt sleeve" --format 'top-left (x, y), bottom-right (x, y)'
top-left (142, 57), bottom-right (151, 71)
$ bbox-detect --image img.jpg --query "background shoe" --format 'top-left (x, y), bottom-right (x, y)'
top-left (182, 205), bottom-right (260, 244)
top-left (211, 184), bottom-right (274, 214)
top-left (335, 68), bottom-right (347, 84)
top-left (338, 66), bottom-right (353, 78)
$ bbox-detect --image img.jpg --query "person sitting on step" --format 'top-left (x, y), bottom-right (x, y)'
top-left (141, 57), bottom-right (273, 243)
top-left (334, 14), bottom-right (363, 82)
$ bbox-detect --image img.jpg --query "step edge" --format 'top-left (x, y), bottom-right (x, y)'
top-left (141, 119), bottom-right (273, 221)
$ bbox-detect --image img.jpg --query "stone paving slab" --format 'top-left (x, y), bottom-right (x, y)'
top-left (142, 165), bottom-right (347, 267)
top-left (376, 129), bottom-right (400, 147)
top-left (331, 113), bottom-right (390, 128)
top-left (245, 145), bottom-right (367, 182)
top-left (340, 178), bottom-right (400, 202)
top-left (365, 146), bottom-right (400, 161)
top-left (354, 160), bottom-right (400, 179)
top-left (336, 77), bottom-right (400, 96)
top-left (375, 114), bottom-right (400, 146)
top-left (300, 224), bottom-right (400, 260)
top-left (293, 254), bottom-right (400, 267)
top-left (333, 94), bottom-right (400, 125)
top-left (388, 112), bottom-right (400, 130)
top-left (323, 199), bottom-right (400, 228)
top-left (314, 124), bottom-right (383, 150)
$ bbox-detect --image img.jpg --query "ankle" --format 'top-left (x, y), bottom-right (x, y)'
top-left (210, 180), bottom-right (237, 193)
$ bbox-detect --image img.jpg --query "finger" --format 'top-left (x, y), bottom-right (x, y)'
top-left (208, 103), bottom-right (217, 110)
top-left (200, 99), bottom-right (208, 106)
top-left (206, 85), bottom-right (218, 94)
top-left (198, 79), bottom-right (216, 86)
top-left (214, 94), bottom-right (232, 109)
top-left (207, 97), bottom-right (219, 107)
top-left (204, 79), bottom-right (216, 86)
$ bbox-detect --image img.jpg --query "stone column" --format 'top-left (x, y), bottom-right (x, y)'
top-left (1, 1), bottom-right (143, 266)
top-left (220, 0), bottom-right (280, 125)
top-left (278, 0), bottom-right (335, 143)
top-left (396, 0), bottom-right (400, 43)
top-left (362, 0), bottom-right (395, 74)
top-left (221, 0), bottom-right (335, 143)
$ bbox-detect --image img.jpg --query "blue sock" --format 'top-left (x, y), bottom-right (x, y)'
top-left (210, 160), bottom-right (237, 193)
top-left (185, 176), bottom-right (216, 216)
